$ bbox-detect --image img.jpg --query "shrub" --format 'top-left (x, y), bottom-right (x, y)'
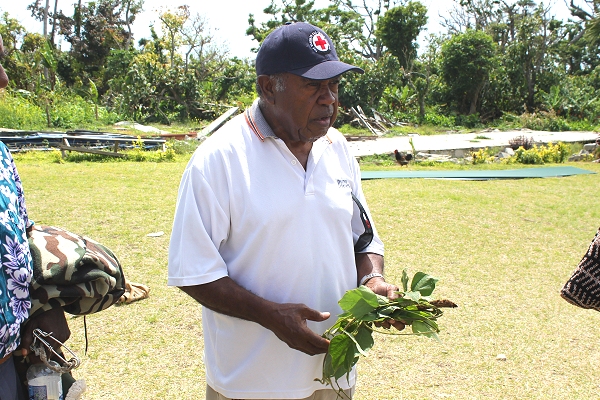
top-left (125, 137), bottom-right (176, 162)
top-left (513, 142), bottom-right (570, 164)
top-left (514, 147), bottom-right (543, 164)
top-left (0, 91), bottom-right (46, 129)
top-left (519, 110), bottom-right (570, 132)
top-left (422, 111), bottom-right (456, 127)
top-left (455, 113), bottom-right (482, 129)
top-left (471, 147), bottom-right (495, 164)
top-left (168, 138), bottom-right (201, 155)
top-left (48, 92), bottom-right (120, 129)
top-left (509, 135), bottom-right (534, 150)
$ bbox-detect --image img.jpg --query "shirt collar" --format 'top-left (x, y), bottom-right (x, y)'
top-left (245, 99), bottom-right (277, 141)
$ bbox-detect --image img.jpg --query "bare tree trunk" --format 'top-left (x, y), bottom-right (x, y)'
top-left (43, 0), bottom-right (50, 81)
top-left (45, 103), bottom-right (51, 127)
top-left (125, 0), bottom-right (133, 49)
top-left (469, 82), bottom-right (485, 115)
top-left (43, 0), bottom-right (49, 37)
top-left (50, 0), bottom-right (59, 46)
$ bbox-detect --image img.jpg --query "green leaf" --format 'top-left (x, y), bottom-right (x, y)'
top-left (377, 306), bottom-right (397, 316)
top-left (328, 334), bottom-right (360, 379)
top-left (412, 320), bottom-right (440, 341)
top-left (322, 352), bottom-right (334, 379)
top-left (376, 294), bottom-right (390, 305)
top-left (360, 312), bottom-right (381, 322)
top-left (88, 79), bottom-right (99, 103)
top-left (340, 327), bottom-right (368, 357)
top-left (410, 272), bottom-right (439, 296)
top-left (412, 320), bottom-right (436, 336)
top-left (354, 325), bottom-right (375, 354)
top-left (339, 286), bottom-right (380, 318)
top-left (40, 39), bottom-right (57, 70)
top-left (401, 270), bottom-right (409, 292)
top-left (392, 297), bottom-right (419, 307)
top-left (403, 291), bottom-right (421, 302)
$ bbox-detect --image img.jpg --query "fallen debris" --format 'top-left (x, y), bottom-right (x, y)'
top-left (200, 107), bottom-right (240, 138)
top-left (114, 121), bottom-right (169, 134)
top-left (350, 105), bottom-right (386, 136)
top-left (146, 231), bottom-right (165, 237)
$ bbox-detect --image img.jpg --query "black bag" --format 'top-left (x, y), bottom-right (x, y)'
top-left (560, 227), bottom-right (600, 311)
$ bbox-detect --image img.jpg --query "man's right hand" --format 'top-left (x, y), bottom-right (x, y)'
top-left (264, 303), bottom-right (330, 356)
top-left (180, 278), bottom-right (331, 356)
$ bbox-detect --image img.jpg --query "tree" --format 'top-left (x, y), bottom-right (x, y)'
top-left (52, 0), bottom-right (142, 89)
top-left (27, 0), bottom-right (61, 46)
top-left (377, 1), bottom-right (429, 118)
top-left (123, 0), bottom-right (143, 49)
top-left (439, 0), bottom-right (579, 114)
top-left (377, 1), bottom-right (428, 68)
top-left (246, 0), bottom-right (323, 47)
top-left (0, 12), bottom-right (31, 88)
top-left (566, 0), bottom-right (600, 51)
top-left (246, 0), bottom-right (405, 61)
top-left (440, 29), bottom-right (496, 115)
top-left (158, 6), bottom-right (189, 68)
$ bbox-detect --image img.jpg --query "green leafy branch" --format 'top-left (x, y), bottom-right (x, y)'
top-left (317, 270), bottom-right (456, 394)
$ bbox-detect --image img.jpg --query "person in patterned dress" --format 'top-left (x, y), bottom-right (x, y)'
top-left (0, 33), bottom-right (70, 400)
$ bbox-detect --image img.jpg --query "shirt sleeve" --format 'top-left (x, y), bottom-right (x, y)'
top-left (167, 160), bottom-right (231, 287)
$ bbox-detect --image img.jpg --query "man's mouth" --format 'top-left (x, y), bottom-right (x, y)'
top-left (314, 115), bottom-right (332, 125)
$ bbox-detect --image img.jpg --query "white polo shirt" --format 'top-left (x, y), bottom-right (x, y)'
top-left (168, 100), bottom-right (384, 399)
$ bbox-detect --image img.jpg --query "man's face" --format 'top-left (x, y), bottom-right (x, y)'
top-left (271, 73), bottom-right (340, 143)
top-left (0, 35), bottom-right (8, 89)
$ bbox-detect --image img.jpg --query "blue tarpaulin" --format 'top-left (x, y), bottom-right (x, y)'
top-left (361, 166), bottom-right (596, 180)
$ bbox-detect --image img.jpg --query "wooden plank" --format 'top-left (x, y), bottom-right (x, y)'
top-left (200, 107), bottom-right (240, 137)
top-left (344, 135), bottom-right (377, 141)
top-left (58, 145), bottom-right (126, 158)
top-left (351, 107), bottom-right (381, 136)
top-left (62, 135), bottom-right (165, 144)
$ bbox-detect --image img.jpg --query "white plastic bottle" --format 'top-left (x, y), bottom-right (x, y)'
top-left (26, 361), bottom-right (64, 400)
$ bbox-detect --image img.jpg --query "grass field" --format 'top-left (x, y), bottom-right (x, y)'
top-left (13, 153), bottom-right (600, 400)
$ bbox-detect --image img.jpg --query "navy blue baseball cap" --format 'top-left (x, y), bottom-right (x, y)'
top-left (255, 22), bottom-right (364, 80)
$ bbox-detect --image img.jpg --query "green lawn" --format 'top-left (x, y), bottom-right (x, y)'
top-left (14, 154), bottom-right (600, 400)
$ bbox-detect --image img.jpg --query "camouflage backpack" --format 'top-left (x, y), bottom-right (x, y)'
top-left (27, 225), bottom-right (126, 318)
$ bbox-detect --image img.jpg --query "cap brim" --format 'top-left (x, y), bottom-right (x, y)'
top-left (288, 61), bottom-right (364, 80)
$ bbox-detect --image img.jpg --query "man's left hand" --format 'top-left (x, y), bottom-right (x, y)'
top-left (366, 277), bottom-right (406, 331)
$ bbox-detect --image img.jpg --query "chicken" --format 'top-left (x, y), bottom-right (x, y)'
top-left (394, 149), bottom-right (413, 166)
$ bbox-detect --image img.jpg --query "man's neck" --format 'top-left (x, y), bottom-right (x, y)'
top-left (258, 101), bottom-right (313, 170)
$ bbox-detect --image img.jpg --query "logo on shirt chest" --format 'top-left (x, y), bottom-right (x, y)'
top-left (337, 179), bottom-right (350, 189)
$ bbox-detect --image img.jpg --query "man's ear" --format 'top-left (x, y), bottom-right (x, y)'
top-left (257, 75), bottom-right (276, 105)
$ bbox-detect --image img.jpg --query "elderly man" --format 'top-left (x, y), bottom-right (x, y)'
top-left (0, 34), bottom-right (70, 400)
top-left (168, 22), bottom-right (402, 400)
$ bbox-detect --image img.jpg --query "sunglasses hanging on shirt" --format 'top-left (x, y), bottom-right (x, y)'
top-left (352, 193), bottom-right (373, 252)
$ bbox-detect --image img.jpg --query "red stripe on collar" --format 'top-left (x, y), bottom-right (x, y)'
top-left (244, 108), bottom-right (265, 142)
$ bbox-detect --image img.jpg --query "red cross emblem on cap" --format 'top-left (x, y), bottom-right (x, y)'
top-left (309, 31), bottom-right (330, 54)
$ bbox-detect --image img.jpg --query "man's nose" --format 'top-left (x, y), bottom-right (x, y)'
top-left (317, 84), bottom-right (336, 105)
